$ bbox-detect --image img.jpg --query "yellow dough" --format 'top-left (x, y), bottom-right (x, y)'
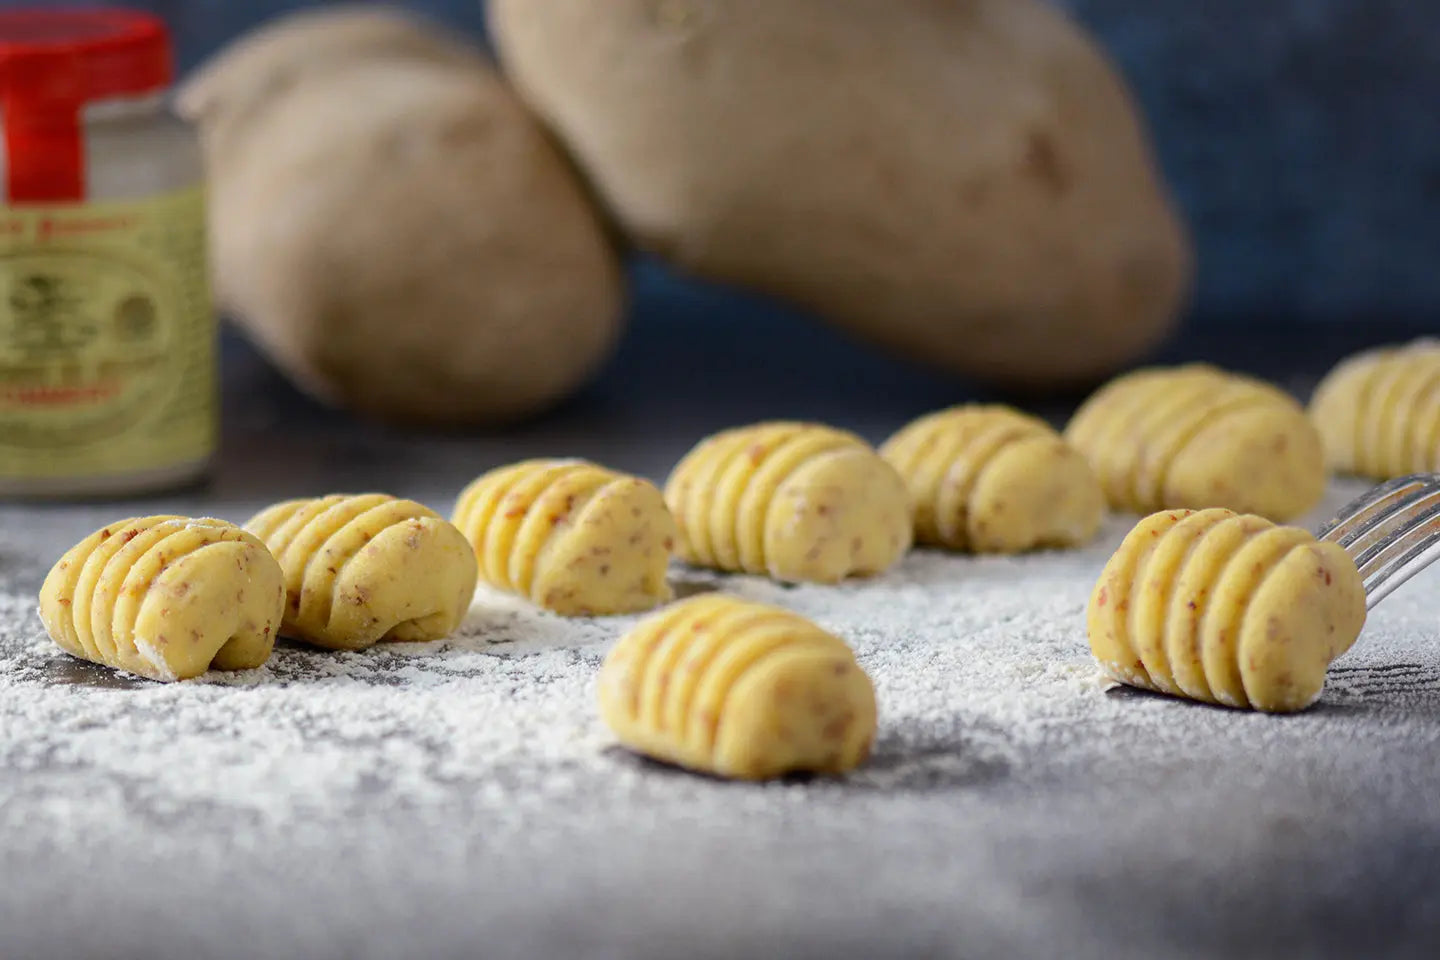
top-left (1064, 364), bottom-right (1327, 521)
top-left (880, 405), bottom-right (1104, 552)
top-left (452, 459), bottom-right (678, 616)
top-left (1309, 339), bottom-right (1440, 479)
top-left (245, 494), bottom-right (477, 650)
top-left (597, 594), bottom-right (877, 780)
top-left (1087, 508), bottom-right (1366, 712)
top-left (664, 422), bottom-right (912, 583)
top-left (38, 516), bottom-right (285, 682)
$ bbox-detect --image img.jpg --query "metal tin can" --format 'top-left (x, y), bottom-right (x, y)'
top-left (0, 9), bottom-right (215, 498)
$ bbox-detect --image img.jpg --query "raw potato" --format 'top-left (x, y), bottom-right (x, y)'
top-left (177, 5), bottom-right (483, 159)
top-left (488, 0), bottom-right (1191, 387)
top-left (244, 494), bottom-right (478, 650)
top-left (597, 594), bottom-right (877, 780)
top-left (179, 7), bottom-right (624, 426)
top-left (664, 422), bottom-right (912, 583)
top-left (1308, 339), bottom-right (1440, 479)
top-left (1088, 508), bottom-right (1365, 712)
top-left (881, 405), bottom-right (1103, 553)
top-left (38, 516), bottom-right (285, 682)
top-left (452, 459), bottom-right (678, 616)
top-left (1065, 365), bottom-right (1327, 521)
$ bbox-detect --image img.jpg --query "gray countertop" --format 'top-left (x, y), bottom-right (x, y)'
top-left (2, 297), bottom-right (1438, 960)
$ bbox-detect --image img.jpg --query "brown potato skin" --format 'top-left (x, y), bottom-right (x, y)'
top-left (488, 0), bottom-right (1192, 388)
top-left (180, 8), bottom-right (625, 426)
top-left (177, 5), bottom-right (485, 149)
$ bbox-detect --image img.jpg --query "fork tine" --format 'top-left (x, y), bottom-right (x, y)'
top-left (1360, 518), bottom-right (1440, 608)
top-left (1349, 490), bottom-right (1440, 574)
top-left (1315, 472), bottom-right (1440, 609)
top-left (1317, 474), bottom-right (1440, 547)
top-left (1344, 485), bottom-right (1440, 569)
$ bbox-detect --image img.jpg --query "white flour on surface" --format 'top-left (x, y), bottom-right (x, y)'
top-left (4, 501), bottom-right (1438, 834)
top-left (3, 484), bottom-right (1440, 959)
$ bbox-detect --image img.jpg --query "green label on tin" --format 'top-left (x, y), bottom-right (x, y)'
top-left (0, 185), bottom-right (215, 480)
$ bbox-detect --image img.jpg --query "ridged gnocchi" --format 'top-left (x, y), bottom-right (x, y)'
top-left (1309, 339), bottom-right (1440, 479)
top-left (1088, 508), bottom-right (1366, 713)
top-left (38, 516), bottom-right (285, 682)
top-left (245, 494), bottom-right (477, 650)
top-left (664, 422), bottom-right (912, 583)
top-left (1065, 365), bottom-right (1326, 521)
top-left (598, 594), bottom-right (877, 780)
top-left (880, 405), bottom-right (1104, 552)
top-left (452, 459), bottom-right (677, 616)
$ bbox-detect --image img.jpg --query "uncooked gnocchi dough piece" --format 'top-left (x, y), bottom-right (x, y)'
top-left (1308, 339), bottom-right (1440, 479)
top-left (1064, 364), bottom-right (1326, 521)
top-left (452, 459), bottom-right (678, 616)
top-left (244, 494), bottom-right (477, 650)
top-left (664, 422), bottom-right (912, 583)
top-left (1088, 508), bottom-right (1365, 712)
top-left (598, 594), bottom-right (876, 780)
top-left (38, 516), bottom-right (285, 682)
top-left (881, 405), bottom-right (1104, 552)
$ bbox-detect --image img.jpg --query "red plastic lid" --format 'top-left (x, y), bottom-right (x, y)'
top-left (0, 8), bottom-right (173, 108)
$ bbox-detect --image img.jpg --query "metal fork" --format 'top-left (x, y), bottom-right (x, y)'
top-left (1317, 473), bottom-right (1440, 609)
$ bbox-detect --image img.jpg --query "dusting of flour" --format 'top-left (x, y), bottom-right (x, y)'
top-left (3, 484), bottom-right (1440, 959)
top-left (3, 500), bottom-right (1438, 843)
top-left (0, 544), bottom-right (1116, 840)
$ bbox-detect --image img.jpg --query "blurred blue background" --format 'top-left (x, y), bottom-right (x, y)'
top-left (132, 0), bottom-right (1440, 334)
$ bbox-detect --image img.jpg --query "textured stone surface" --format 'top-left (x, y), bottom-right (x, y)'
top-left (142, 0), bottom-right (1440, 327)
top-left (4, 504), bottom-right (1440, 960)
top-left (1, 308), bottom-right (1438, 958)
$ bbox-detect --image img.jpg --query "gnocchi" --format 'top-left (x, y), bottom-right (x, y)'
top-left (38, 516), bottom-right (285, 682)
top-left (598, 594), bottom-right (877, 780)
top-left (1309, 339), bottom-right (1440, 479)
top-left (1065, 364), bottom-right (1326, 521)
top-left (245, 494), bottom-right (477, 650)
top-left (452, 460), bottom-right (677, 616)
top-left (664, 422), bottom-right (912, 583)
top-left (880, 405), bottom-right (1104, 552)
top-left (1088, 508), bottom-right (1365, 712)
